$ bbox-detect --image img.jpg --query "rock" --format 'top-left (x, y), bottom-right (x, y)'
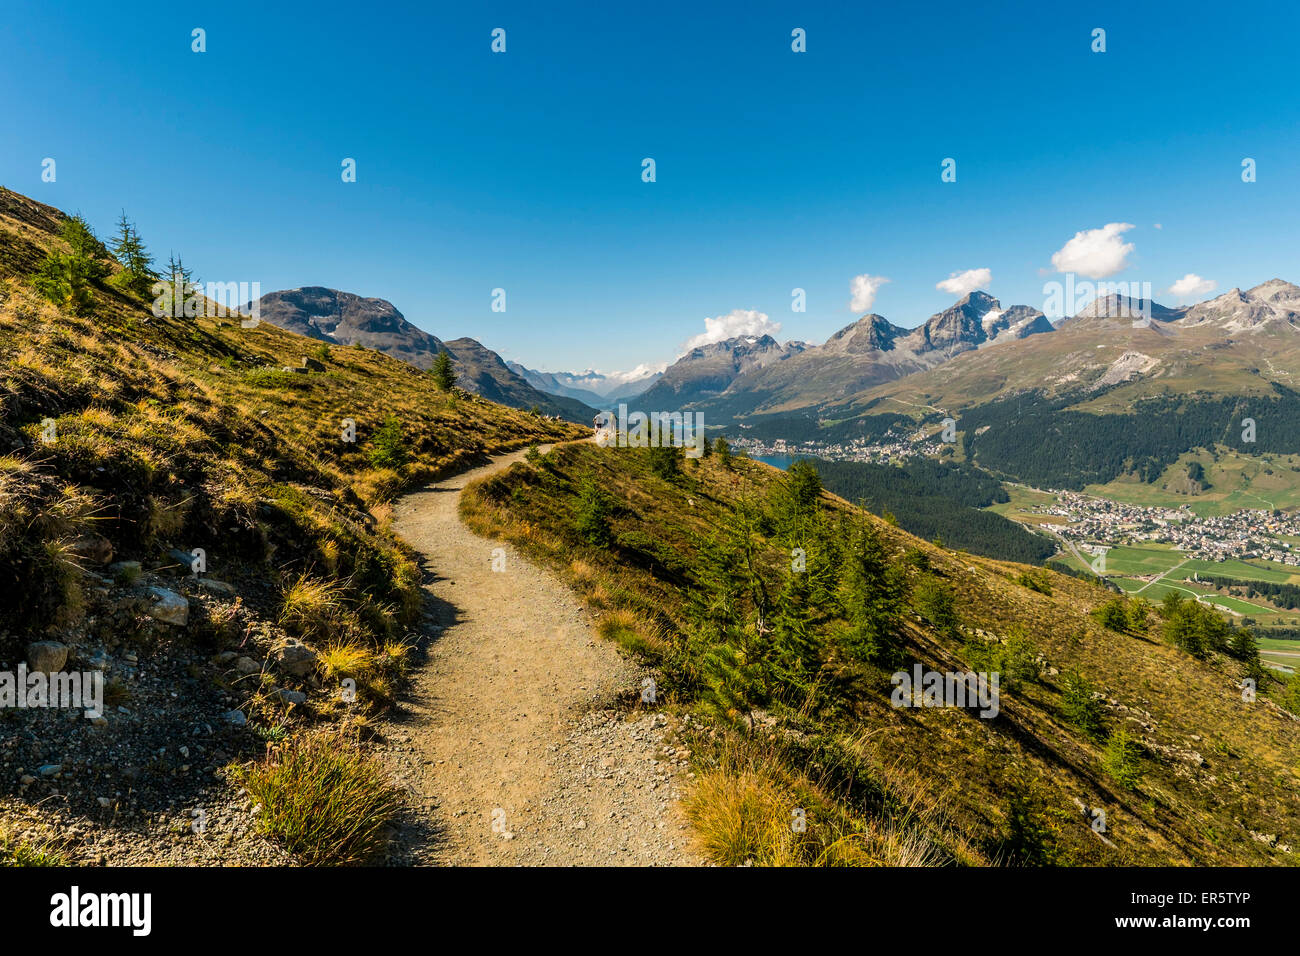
top-left (144, 587), bottom-right (189, 626)
top-left (303, 356), bottom-right (326, 372)
top-left (213, 651), bottom-right (238, 665)
top-left (107, 560), bottom-right (142, 580)
top-left (167, 548), bottom-right (200, 573)
top-left (274, 688), bottom-right (308, 706)
top-left (69, 533), bottom-right (113, 565)
top-left (198, 578), bottom-right (236, 595)
top-left (26, 641), bottom-right (68, 674)
top-left (38, 764), bottom-right (62, 777)
top-left (274, 639), bottom-right (318, 677)
top-left (233, 656), bottom-right (261, 675)
top-left (223, 709), bottom-right (247, 726)
top-left (18, 775), bottom-right (35, 786)
top-left (97, 797), bottom-right (112, 808)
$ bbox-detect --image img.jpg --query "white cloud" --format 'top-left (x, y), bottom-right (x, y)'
top-left (1153, 223), bottom-right (1163, 230)
top-left (936, 267), bottom-right (992, 297)
top-left (849, 274), bottom-right (890, 312)
top-left (1050, 222), bottom-right (1136, 279)
top-left (1167, 273), bottom-right (1216, 300)
top-left (681, 308), bottom-right (782, 353)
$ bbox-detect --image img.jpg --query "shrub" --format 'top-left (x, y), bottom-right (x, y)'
top-left (1016, 569), bottom-right (1052, 595)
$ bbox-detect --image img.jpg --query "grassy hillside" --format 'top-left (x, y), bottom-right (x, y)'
top-left (463, 442), bottom-right (1300, 865)
top-left (0, 187), bottom-right (583, 864)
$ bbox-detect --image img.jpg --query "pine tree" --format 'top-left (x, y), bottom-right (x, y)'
top-left (573, 474), bottom-right (613, 546)
top-left (31, 215), bottom-right (110, 314)
top-left (838, 515), bottom-right (907, 666)
top-left (768, 518), bottom-right (839, 704)
top-left (1101, 726), bottom-right (1143, 789)
top-left (786, 459), bottom-right (822, 511)
top-left (1060, 670), bottom-right (1105, 739)
top-left (109, 211), bottom-right (156, 296)
top-left (647, 444), bottom-right (682, 481)
top-left (59, 215), bottom-right (110, 280)
top-left (713, 437), bottom-right (732, 468)
top-left (431, 350), bottom-right (456, 390)
top-left (686, 496), bottom-right (779, 727)
top-left (367, 416), bottom-right (408, 469)
top-left (161, 252), bottom-right (197, 317)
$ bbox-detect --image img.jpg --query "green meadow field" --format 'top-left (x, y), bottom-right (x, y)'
top-left (1086, 448), bottom-right (1300, 517)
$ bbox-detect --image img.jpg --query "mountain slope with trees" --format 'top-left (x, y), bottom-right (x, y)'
top-left (805, 457), bottom-right (1057, 563)
top-left (461, 443), bottom-right (1300, 866)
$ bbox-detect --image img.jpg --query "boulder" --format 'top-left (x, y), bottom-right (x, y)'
top-left (167, 548), bottom-right (200, 573)
top-left (303, 356), bottom-right (326, 372)
top-left (26, 641), bottom-right (68, 674)
top-left (107, 560), bottom-right (142, 581)
top-left (69, 533), bottom-right (113, 565)
top-left (274, 688), bottom-right (308, 706)
top-left (274, 639), bottom-right (318, 677)
top-left (143, 586), bottom-right (189, 626)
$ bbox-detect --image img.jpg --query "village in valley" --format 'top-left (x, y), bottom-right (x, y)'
top-left (1025, 491), bottom-right (1300, 566)
top-left (731, 431), bottom-right (943, 465)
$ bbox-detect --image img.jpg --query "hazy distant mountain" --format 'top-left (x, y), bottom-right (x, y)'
top-left (506, 362), bottom-right (663, 405)
top-left (250, 288), bottom-right (596, 423)
top-left (443, 338), bottom-right (597, 422)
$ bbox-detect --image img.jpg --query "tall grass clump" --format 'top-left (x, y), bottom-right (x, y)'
top-left (233, 732), bottom-right (401, 865)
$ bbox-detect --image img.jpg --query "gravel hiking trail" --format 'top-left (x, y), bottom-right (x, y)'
top-left (380, 447), bottom-right (703, 866)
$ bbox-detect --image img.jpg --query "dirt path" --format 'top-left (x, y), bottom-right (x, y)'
top-left (380, 447), bottom-right (703, 866)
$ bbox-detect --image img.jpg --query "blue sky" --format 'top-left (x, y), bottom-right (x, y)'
top-left (2, 0), bottom-right (1297, 375)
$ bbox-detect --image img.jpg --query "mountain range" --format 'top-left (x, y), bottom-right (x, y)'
top-left (627, 282), bottom-right (1300, 427)
top-left (638, 291), bottom-right (1055, 419)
